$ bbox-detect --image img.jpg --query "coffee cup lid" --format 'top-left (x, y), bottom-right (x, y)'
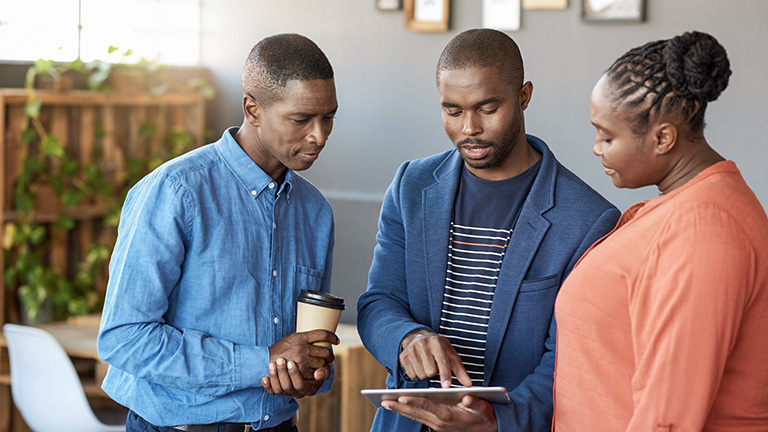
top-left (298, 290), bottom-right (345, 310)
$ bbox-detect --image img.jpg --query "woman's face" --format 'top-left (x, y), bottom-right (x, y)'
top-left (589, 75), bottom-right (661, 189)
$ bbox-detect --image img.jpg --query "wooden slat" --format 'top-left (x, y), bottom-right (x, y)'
top-left (100, 105), bottom-right (126, 187)
top-left (48, 106), bottom-right (69, 276)
top-left (0, 89), bottom-right (202, 107)
top-left (3, 107), bottom-right (25, 211)
top-left (78, 107), bottom-right (95, 262)
top-left (150, 105), bottom-right (166, 156)
top-left (128, 106), bottom-right (147, 159)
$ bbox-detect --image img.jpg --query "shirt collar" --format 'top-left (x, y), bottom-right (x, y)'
top-left (215, 127), bottom-right (293, 198)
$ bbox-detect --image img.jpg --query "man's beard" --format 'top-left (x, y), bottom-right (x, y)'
top-left (455, 123), bottom-right (519, 170)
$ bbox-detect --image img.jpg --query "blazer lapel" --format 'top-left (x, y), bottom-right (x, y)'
top-left (484, 208), bottom-right (550, 380)
top-left (422, 153), bottom-right (462, 329)
top-left (483, 134), bottom-right (557, 382)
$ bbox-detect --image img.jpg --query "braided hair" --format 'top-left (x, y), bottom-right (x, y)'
top-left (606, 31), bottom-right (731, 135)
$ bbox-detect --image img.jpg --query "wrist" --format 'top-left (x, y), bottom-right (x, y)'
top-left (401, 328), bottom-right (432, 351)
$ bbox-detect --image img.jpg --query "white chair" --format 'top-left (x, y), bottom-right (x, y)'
top-left (3, 323), bottom-right (126, 432)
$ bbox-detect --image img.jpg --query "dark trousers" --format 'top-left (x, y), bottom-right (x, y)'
top-left (126, 411), bottom-right (299, 432)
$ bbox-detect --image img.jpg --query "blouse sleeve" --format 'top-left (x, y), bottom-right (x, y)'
top-left (626, 202), bottom-right (757, 431)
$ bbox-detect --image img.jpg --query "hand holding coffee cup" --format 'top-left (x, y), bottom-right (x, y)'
top-left (296, 289), bottom-right (345, 347)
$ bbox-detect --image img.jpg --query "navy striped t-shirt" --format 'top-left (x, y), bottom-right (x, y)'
top-left (431, 160), bottom-right (540, 388)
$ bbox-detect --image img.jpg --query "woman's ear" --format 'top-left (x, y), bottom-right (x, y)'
top-left (243, 95), bottom-right (262, 127)
top-left (654, 122), bottom-right (678, 155)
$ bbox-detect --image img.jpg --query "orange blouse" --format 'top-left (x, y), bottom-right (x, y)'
top-left (553, 161), bottom-right (768, 431)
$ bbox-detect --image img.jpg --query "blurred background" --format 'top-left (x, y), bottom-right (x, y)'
top-left (1, 0), bottom-right (766, 326)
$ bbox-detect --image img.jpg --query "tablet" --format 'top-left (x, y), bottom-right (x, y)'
top-left (361, 386), bottom-right (511, 407)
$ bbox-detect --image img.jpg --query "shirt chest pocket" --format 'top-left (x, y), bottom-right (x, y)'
top-left (294, 264), bottom-right (325, 293)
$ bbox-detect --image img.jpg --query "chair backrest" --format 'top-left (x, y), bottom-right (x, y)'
top-left (3, 323), bottom-right (123, 432)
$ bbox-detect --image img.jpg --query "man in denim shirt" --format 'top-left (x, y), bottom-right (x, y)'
top-left (98, 34), bottom-right (340, 432)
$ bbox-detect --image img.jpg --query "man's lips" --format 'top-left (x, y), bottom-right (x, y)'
top-left (458, 139), bottom-right (493, 160)
top-left (462, 145), bottom-right (490, 160)
top-left (603, 165), bottom-right (615, 175)
top-left (299, 152), bottom-right (320, 162)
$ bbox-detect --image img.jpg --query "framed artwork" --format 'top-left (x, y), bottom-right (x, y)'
top-left (404, 0), bottom-right (450, 32)
top-left (482, 0), bottom-right (521, 32)
top-left (582, 0), bottom-right (646, 22)
top-left (522, 0), bottom-right (567, 10)
top-left (377, 0), bottom-right (402, 10)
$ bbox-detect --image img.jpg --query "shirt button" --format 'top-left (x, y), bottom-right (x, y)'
top-left (273, 222), bottom-right (277, 230)
top-left (268, 182), bottom-right (275, 189)
top-left (274, 317), bottom-right (279, 324)
top-left (250, 190), bottom-right (257, 196)
top-left (264, 415), bottom-right (270, 421)
top-left (272, 270), bottom-right (277, 277)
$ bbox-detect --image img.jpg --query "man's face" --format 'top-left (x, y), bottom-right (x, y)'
top-left (250, 79), bottom-right (338, 178)
top-left (437, 67), bottom-right (530, 180)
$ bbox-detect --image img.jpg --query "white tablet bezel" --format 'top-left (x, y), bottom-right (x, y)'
top-left (360, 386), bottom-right (511, 407)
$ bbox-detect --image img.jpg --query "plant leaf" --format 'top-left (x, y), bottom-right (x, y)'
top-left (41, 134), bottom-right (66, 158)
top-left (24, 99), bottom-right (42, 119)
top-left (55, 214), bottom-right (76, 230)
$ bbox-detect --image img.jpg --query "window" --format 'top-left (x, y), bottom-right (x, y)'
top-left (0, 0), bottom-right (200, 65)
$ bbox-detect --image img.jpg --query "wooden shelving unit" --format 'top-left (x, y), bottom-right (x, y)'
top-left (0, 88), bottom-right (205, 432)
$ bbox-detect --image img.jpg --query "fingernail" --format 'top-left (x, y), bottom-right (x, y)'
top-left (287, 361), bottom-right (294, 370)
top-left (442, 380), bottom-right (451, 388)
top-left (269, 363), bottom-right (275, 372)
top-left (381, 402), bottom-right (391, 410)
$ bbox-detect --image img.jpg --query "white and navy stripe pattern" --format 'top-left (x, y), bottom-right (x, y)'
top-left (430, 222), bottom-right (511, 388)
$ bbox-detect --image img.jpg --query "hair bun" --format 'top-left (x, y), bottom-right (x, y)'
top-left (663, 31), bottom-right (732, 102)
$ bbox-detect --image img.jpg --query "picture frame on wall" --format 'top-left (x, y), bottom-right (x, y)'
top-left (404, 0), bottom-right (450, 32)
top-left (377, 0), bottom-right (402, 11)
top-left (582, 0), bottom-right (646, 22)
top-left (522, 0), bottom-right (567, 10)
top-left (482, 0), bottom-right (521, 32)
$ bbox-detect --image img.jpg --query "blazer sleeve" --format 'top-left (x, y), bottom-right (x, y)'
top-left (357, 161), bottom-right (430, 386)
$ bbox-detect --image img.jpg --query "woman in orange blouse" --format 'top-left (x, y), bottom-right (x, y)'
top-left (552, 31), bottom-right (768, 431)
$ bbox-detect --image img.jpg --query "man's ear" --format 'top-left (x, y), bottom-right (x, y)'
top-left (519, 81), bottom-right (533, 111)
top-left (243, 95), bottom-right (262, 127)
top-left (654, 122), bottom-right (678, 155)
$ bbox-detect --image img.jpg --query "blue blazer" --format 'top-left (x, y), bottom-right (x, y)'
top-left (357, 135), bottom-right (620, 431)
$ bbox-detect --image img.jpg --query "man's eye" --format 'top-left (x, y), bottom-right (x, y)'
top-left (291, 118), bottom-right (309, 124)
top-left (480, 108), bottom-right (498, 115)
top-left (446, 111), bottom-right (462, 117)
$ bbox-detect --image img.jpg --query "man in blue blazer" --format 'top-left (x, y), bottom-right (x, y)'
top-left (357, 29), bottom-right (620, 431)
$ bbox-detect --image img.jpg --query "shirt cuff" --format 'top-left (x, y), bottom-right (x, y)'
top-left (236, 344), bottom-right (270, 388)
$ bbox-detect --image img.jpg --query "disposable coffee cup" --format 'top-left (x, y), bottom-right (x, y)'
top-left (296, 290), bottom-right (345, 347)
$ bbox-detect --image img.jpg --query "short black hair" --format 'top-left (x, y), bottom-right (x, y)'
top-left (242, 33), bottom-right (334, 106)
top-left (436, 28), bottom-right (524, 87)
top-left (605, 30), bottom-right (731, 134)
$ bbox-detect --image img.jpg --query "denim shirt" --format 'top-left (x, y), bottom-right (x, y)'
top-left (97, 128), bottom-right (334, 428)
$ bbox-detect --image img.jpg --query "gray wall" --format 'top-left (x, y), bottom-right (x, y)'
top-left (200, 0), bottom-right (768, 324)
